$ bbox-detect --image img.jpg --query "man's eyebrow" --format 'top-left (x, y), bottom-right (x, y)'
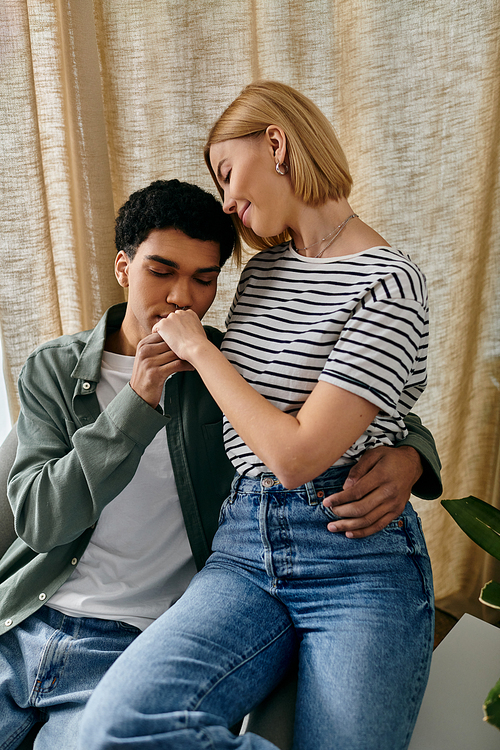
top-left (145, 255), bottom-right (179, 269)
top-left (145, 255), bottom-right (220, 274)
top-left (196, 265), bottom-right (221, 274)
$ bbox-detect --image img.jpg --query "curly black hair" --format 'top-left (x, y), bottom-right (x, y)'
top-left (115, 179), bottom-right (237, 266)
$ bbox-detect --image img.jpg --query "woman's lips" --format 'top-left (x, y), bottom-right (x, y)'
top-left (239, 203), bottom-right (251, 227)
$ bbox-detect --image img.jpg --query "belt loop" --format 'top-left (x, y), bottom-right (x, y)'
top-left (304, 479), bottom-right (318, 505)
top-left (231, 472), bottom-right (244, 496)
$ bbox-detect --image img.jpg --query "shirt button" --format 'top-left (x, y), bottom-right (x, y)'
top-left (82, 382), bottom-right (91, 390)
top-left (5, 619), bottom-right (12, 627)
top-left (71, 558), bottom-right (78, 565)
top-left (39, 593), bottom-right (47, 601)
top-left (398, 519), bottom-right (404, 528)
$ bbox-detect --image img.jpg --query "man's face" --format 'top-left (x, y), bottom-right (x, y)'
top-left (116, 228), bottom-right (221, 351)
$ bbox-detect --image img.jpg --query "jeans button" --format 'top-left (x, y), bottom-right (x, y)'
top-left (262, 477), bottom-right (274, 488)
top-left (317, 490), bottom-right (325, 498)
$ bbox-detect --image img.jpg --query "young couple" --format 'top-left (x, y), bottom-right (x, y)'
top-left (1, 81), bottom-right (440, 750)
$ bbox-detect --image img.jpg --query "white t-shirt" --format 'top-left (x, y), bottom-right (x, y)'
top-left (48, 350), bottom-right (197, 630)
top-left (221, 243), bottom-right (429, 477)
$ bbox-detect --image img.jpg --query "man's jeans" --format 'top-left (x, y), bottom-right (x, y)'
top-left (0, 606), bottom-right (140, 750)
top-left (80, 466), bottom-right (435, 750)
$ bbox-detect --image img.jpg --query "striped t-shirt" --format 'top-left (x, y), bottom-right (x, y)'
top-left (220, 242), bottom-right (429, 477)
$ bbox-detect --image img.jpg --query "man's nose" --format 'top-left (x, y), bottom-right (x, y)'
top-left (167, 281), bottom-right (192, 309)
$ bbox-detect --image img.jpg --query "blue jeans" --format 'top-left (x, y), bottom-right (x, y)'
top-left (80, 466), bottom-right (434, 750)
top-left (0, 606), bottom-right (140, 750)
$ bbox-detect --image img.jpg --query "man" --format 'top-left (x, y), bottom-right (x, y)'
top-left (0, 180), bottom-right (441, 749)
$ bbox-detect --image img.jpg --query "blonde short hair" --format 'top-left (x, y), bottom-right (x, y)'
top-left (204, 80), bottom-right (352, 251)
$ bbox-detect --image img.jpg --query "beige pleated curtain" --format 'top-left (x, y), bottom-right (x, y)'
top-left (0, 0), bottom-right (499, 620)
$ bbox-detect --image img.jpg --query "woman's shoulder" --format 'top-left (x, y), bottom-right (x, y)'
top-left (356, 246), bottom-right (427, 304)
top-left (354, 245), bottom-right (425, 276)
top-left (355, 244), bottom-right (416, 263)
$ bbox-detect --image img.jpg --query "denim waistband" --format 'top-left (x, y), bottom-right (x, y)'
top-left (231, 464), bottom-right (353, 503)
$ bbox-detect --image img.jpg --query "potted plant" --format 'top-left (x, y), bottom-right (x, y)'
top-left (441, 495), bottom-right (500, 730)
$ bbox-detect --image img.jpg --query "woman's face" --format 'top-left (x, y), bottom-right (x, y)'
top-left (210, 135), bottom-right (292, 239)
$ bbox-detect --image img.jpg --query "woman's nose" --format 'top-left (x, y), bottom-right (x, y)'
top-left (223, 193), bottom-right (237, 215)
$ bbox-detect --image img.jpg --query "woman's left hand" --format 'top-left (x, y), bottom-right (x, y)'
top-left (153, 310), bottom-right (208, 363)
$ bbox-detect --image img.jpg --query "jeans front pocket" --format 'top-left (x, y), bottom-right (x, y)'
top-left (319, 503), bottom-right (343, 523)
top-left (310, 464), bottom-right (354, 523)
top-left (217, 493), bottom-right (233, 527)
top-left (117, 621), bottom-right (142, 636)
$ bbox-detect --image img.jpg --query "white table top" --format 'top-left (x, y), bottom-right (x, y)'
top-left (409, 613), bottom-right (500, 750)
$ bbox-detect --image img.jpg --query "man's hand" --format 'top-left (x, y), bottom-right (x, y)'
top-left (323, 445), bottom-right (423, 538)
top-left (129, 332), bottom-right (193, 408)
top-left (153, 309), bottom-right (207, 363)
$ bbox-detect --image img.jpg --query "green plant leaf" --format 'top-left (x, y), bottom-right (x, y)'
top-left (480, 581), bottom-right (500, 609)
top-left (484, 676), bottom-right (500, 730)
top-left (441, 496), bottom-right (500, 561)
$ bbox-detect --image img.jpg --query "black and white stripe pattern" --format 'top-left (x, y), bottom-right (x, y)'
top-left (221, 243), bottom-right (429, 477)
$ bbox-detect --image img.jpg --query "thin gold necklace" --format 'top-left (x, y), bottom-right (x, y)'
top-left (293, 214), bottom-right (359, 258)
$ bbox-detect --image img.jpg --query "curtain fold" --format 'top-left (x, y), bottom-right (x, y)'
top-left (0, 0), bottom-right (122, 416)
top-left (1, 0), bottom-right (499, 618)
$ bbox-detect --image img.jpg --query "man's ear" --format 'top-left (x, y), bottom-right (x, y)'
top-left (115, 250), bottom-right (131, 288)
top-left (265, 125), bottom-right (287, 166)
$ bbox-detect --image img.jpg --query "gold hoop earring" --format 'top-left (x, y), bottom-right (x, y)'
top-left (275, 162), bottom-right (289, 175)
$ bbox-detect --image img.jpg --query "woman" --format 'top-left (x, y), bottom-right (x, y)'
top-left (81, 81), bottom-right (434, 750)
